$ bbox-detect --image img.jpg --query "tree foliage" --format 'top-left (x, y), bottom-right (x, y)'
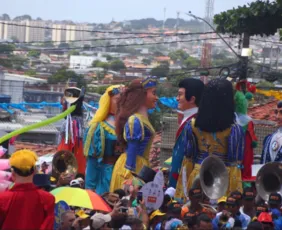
top-left (24, 70), bottom-right (37, 76)
top-left (92, 60), bottom-right (109, 69)
top-left (184, 56), bottom-right (200, 68)
top-left (0, 44), bottom-right (15, 54)
top-left (150, 62), bottom-right (170, 78)
top-left (109, 59), bottom-right (126, 71)
top-left (13, 15), bottom-right (32, 21)
top-left (27, 50), bottom-right (41, 58)
top-left (142, 58), bottom-right (152, 65)
top-left (169, 50), bottom-right (189, 61)
top-left (214, 0), bottom-right (282, 36)
top-left (48, 68), bottom-right (86, 88)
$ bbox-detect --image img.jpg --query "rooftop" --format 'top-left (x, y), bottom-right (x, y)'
top-left (248, 100), bottom-right (278, 123)
top-left (14, 141), bottom-right (57, 157)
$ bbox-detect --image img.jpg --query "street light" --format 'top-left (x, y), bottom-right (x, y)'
top-left (184, 12), bottom-right (241, 59)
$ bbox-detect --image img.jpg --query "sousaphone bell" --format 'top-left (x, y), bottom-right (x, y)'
top-left (255, 162), bottom-right (282, 201)
top-left (52, 150), bottom-right (78, 181)
top-left (199, 156), bottom-right (229, 200)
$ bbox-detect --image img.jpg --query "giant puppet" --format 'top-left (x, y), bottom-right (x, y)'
top-left (168, 78), bottom-right (205, 200)
top-left (261, 100), bottom-right (282, 164)
top-left (182, 79), bottom-right (245, 195)
top-left (84, 85), bottom-right (124, 194)
top-left (109, 76), bottom-right (158, 192)
top-left (58, 87), bottom-right (86, 174)
top-left (234, 80), bottom-right (258, 180)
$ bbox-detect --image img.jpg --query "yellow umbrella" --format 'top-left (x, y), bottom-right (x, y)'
top-left (164, 157), bottom-right (172, 166)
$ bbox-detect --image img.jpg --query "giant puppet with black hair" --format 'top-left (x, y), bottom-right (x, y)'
top-left (57, 86), bottom-right (86, 175)
top-left (234, 80), bottom-right (258, 181)
top-left (168, 78), bottom-right (205, 201)
top-left (184, 79), bottom-right (245, 195)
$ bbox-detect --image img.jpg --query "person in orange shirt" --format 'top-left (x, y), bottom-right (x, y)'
top-left (0, 150), bottom-right (55, 230)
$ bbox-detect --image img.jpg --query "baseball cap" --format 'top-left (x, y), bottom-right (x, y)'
top-left (268, 193), bottom-right (282, 205)
top-left (75, 210), bottom-right (89, 219)
top-left (149, 209), bottom-right (166, 221)
top-left (91, 213), bottom-right (111, 229)
top-left (226, 196), bottom-right (239, 206)
top-left (258, 212), bottom-right (273, 224)
top-left (189, 188), bottom-right (202, 198)
top-left (9, 150), bottom-right (38, 176)
top-left (217, 196), bottom-right (227, 204)
top-left (70, 179), bottom-right (81, 187)
top-left (165, 187), bottom-right (176, 198)
top-left (168, 201), bottom-right (182, 214)
top-left (230, 191), bottom-right (242, 200)
top-left (242, 188), bottom-right (255, 201)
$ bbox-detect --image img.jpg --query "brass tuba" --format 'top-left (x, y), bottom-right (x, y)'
top-left (199, 156), bottom-right (229, 200)
top-left (52, 150), bottom-right (78, 181)
top-left (255, 162), bottom-right (282, 201)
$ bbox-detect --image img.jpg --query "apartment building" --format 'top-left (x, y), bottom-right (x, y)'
top-left (52, 24), bottom-right (67, 44)
top-left (25, 20), bottom-right (45, 42)
top-left (0, 20), bottom-right (45, 42)
top-left (52, 23), bottom-right (92, 44)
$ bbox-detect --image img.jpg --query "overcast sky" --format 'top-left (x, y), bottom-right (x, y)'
top-left (1, 0), bottom-right (256, 23)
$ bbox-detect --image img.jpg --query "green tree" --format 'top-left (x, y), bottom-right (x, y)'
top-left (150, 62), bottom-right (169, 77)
top-left (58, 43), bottom-right (70, 49)
top-left (142, 58), bottom-right (152, 65)
top-left (92, 60), bottom-right (109, 70)
top-left (27, 50), bottom-right (41, 58)
top-left (24, 70), bottom-right (37, 76)
top-left (68, 50), bottom-right (79, 57)
top-left (183, 56), bottom-right (200, 68)
top-left (214, 1), bottom-right (282, 37)
top-left (48, 68), bottom-right (86, 88)
top-left (0, 44), bottom-right (15, 54)
top-left (168, 50), bottom-right (189, 61)
top-left (1, 14), bottom-right (10, 21)
top-left (109, 59), bottom-right (126, 71)
top-left (104, 55), bottom-right (113, 61)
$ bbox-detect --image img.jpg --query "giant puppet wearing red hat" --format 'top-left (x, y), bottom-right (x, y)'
top-left (234, 80), bottom-right (258, 181)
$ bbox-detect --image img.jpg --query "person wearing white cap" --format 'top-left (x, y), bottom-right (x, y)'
top-left (91, 213), bottom-right (112, 230)
top-left (165, 187), bottom-right (176, 198)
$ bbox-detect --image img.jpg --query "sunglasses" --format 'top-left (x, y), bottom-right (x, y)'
top-left (274, 109), bottom-right (282, 115)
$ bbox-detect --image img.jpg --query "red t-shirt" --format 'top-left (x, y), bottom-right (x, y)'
top-left (0, 183), bottom-right (55, 230)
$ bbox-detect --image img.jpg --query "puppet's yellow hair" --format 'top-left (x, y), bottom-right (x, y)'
top-left (90, 85), bottom-right (123, 124)
top-left (9, 149), bottom-right (38, 172)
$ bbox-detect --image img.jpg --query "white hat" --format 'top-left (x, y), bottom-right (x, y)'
top-left (91, 213), bottom-right (111, 229)
top-left (70, 179), bottom-right (80, 187)
top-left (165, 187), bottom-right (176, 198)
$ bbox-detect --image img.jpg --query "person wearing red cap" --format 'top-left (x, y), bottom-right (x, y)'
top-left (0, 150), bottom-right (55, 230)
top-left (258, 212), bottom-right (274, 229)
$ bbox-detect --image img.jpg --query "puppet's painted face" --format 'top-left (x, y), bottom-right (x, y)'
top-left (109, 94), bottom-right (120, 115)
top-left (275, 106), bottom-right (282, 125)
top-left (145, 87), bottom-right (158, 109)
top-left (177, 88), bottom-right (195, 111)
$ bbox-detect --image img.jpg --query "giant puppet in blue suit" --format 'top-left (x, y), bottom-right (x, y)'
top-left (168, 78), bottom-right (204, 201)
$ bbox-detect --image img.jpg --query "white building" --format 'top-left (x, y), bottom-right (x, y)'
top-left (25, 20), bottom-right (45, 42)
top-left (52, 24), bottom-right (67, 44)
top-left (52, 23), bottom-right (92, 44)
top-left (69, 55), bottom-right (107, 69)
top-left (0, 71), bottom-right (47, 103)
top-left (0, 21), bottom-right (26, 42)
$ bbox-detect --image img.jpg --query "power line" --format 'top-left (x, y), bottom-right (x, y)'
top-left (0, 21), bottom-right (216, 35)
top-left (251, 38), bottom-right (281, 44)
top-left (2, 32), bottom-right (217, 45)
top-left (0, 37), bottom-right (234, 52)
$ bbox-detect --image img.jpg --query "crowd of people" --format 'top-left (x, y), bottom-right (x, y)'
top-left (0, 76), bottom-right (281, 229)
